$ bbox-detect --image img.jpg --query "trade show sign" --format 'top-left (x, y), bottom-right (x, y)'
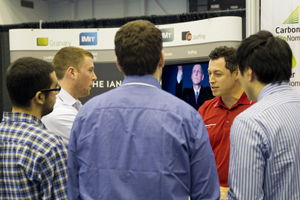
top-left (9, 16), bottom-right (242, 103)
top-left (262, 0), bottom-right (300, 93)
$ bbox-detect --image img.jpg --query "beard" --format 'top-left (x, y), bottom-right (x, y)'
top-left (41, 96), bottom-right (54, 117)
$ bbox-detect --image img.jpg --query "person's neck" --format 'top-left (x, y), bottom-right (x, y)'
top-left (12, 106), bottom-right (42, 119)
top-left (151, 67), bottom-right (163, 82)
top-left (58, 79), bottom-right (78, 99)
top-left (221, 84), bottom-right (245, 109)
top-left (193, 84), bottom-right (201, 90)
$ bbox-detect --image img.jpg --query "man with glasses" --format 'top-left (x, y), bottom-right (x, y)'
top-left (42, 46), bottom-right (97, 148)
top-left (0, 57), bottom-right (67, 199)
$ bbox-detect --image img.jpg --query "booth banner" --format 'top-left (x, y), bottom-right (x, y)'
top-left (9, 16), bottom-right (242, 63)
top-left (10, 16), bottom-right (241, 51)
top-left (261, 0), bottom-right (300, 93)
top-left (8, 16), bottom-right (242, 105)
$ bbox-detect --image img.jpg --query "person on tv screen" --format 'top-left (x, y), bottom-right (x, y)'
top-left (176, 64), bottom-right (213, 110)
top-left (67, 19), bottom-right (220, 200)
top-left (228, 30), bottom-right (300, 200)
top-left (198, 46), bottom-right (255, 198)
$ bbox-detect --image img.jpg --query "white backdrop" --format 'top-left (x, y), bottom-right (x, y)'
top-left (261, 0), bottom-right (300, 93)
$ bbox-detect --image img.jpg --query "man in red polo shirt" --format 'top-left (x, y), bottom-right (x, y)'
top-left (198, 46), bottom-right (255, 198)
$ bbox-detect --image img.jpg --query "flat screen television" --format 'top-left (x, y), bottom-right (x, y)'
top-left (161, 62), bottom-right (214, 111)
top-left (80, 61), bottom-right (214, 112)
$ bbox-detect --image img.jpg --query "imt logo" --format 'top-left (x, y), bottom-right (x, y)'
top-left (80, 32), bottom-right (97, 45)
top-left (160, 28), bottom-right (174, 42)
top-left (182, 31), bottom-right (192, 41)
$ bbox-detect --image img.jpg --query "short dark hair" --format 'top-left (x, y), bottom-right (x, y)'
top-left (237, 30), bottom-right (292, 84)
top-left (114, 20), bottom-right (163, 76)
top-left (209, 46), bottom-right (237, 73)
top-left (6, 57), bottom-right (54, 108)
top-left (53, 46), bottom-right (93, 80)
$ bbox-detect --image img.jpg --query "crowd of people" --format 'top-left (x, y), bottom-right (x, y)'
top-left (0, 20), bottom-right (299, 200)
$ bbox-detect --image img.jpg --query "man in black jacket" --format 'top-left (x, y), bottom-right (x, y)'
top-left (176, 64), bottom-right (213, 110)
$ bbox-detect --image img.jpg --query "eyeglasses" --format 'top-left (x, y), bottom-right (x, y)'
top-left (30, 84), bottom-right (61, 99)
top-left (40, 85), bottom-right (61, 93)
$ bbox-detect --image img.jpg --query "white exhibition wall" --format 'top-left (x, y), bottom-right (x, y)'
top-left (0, 0), bottom-right (188, 25)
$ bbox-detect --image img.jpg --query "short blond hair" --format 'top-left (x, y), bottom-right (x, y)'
top-left (53, 46), bottom-right (93, 80)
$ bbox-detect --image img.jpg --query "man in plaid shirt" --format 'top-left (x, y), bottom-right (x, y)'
top-left (0, 57), bottom-right (68, 199)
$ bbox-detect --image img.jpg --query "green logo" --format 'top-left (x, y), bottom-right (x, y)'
top-left (292, 52), bottom-right (297, 69)
top-left (37, 38), bottom-right (48, 46)
top-left (283, 6), bottom-right (299, 24)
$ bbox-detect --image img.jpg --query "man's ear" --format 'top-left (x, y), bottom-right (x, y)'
top-left (66, 66), bottom-right (77, 79)
top-left (32, 91), bottom-right (45, 106)
top-left (115, 57), bottom-right (123, 72)
top-left (158, 50), bottom-right (165, 69)
top-left (233, 69), bottom-right (239, 81)
top-left (246, 67), bottom-right (255, 82)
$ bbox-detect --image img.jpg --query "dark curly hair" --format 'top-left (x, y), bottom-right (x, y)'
top-left (209, 46), bottom-right (237, 73)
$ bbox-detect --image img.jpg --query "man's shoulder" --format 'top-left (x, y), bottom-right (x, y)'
top-left (43, 101), bottom-right (77, 121)
top-left (200, 96), bottom-right (219, 107)
top-left (2, 121), bottom-right (65, 153)
top-left (183, 87), bottom-right (193, 94)
top-left (27, 125), bottom-right (66, 150)
top-left (82, 86), bottom-right (201, 120)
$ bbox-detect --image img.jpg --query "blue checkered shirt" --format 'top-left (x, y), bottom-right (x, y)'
top-left (0, 112), bottom-right (68, 200)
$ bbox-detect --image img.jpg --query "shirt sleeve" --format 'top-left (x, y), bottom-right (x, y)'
top-left (41, 146), bottom-right (68, 199)
top-left (188, 115), bottom-right (220, 200)
top-left (67, 116), bottom-right (82, 200)
top-left (227, 117), bottom-right (267, 200)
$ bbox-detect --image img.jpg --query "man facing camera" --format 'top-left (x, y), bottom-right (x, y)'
top-left (198, 46), bottom-right (255, 198)
top-left (42, 46), bottom-right (97, 148)
top-left (0, 57), bottom-right (67, 199)
top-left (67, 20), bottom-right (220, 200)
top-left (228, 30), bottom-right (300, 200)
top-left (176, 64), bottom-right (213, 110)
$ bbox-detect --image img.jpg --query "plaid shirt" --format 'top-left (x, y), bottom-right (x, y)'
top-left (0, 112), bottom-right (68, 200)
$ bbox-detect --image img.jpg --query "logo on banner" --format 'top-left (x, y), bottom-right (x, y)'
top-left (182, 31), bottom-right (205, 41)
top-left (161, 28), bottom-right (174, 42)
top-left (80, 32), bottom-right (97, 45)
top-left (37, 38), bottom-right (48, 46)
top-left (182, 31), bottom-right (192, 41)
top-left (283, 6), bottom-right (299, 24)
top-left (275, 6), bottom-right (299, 69)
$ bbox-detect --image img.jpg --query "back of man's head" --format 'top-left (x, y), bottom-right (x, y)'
top-left (6, 57), bottom-right (54, 108)
top-left (209, 46), bottom-right (237, 73)
top-left (53, 46), bottom-right (94, 80)
top-left (114, 20), bottom-right (163, 76)
top-left (237, 30), bottom-right (292, 84)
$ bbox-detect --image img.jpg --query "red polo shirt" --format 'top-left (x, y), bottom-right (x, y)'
top-left (198, 92), bottom-right (255, 187)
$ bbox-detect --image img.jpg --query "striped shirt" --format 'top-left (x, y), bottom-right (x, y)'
top-left (0, 112), bottom-right (68, 200)
top-left (228, 83), bottom-right (300, 200)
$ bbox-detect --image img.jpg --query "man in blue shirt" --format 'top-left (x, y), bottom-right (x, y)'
top-left (67, 20), bottom-right (220, 200)
top-left (228, 30), bottom-right (300, 200)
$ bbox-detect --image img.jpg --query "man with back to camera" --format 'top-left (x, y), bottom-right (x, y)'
top-left (227, 31), bottom-right (300, 200)
top-left (42, 46), bottom-right (97, 148)
top-left (198, 46), bottom-right (255, 199)
top-left (0, 57), bottom-right (68, 199)
top-left (176, 64), bottom-right (213, 110)
top-left (67, 20), bottom-right (220, 200)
